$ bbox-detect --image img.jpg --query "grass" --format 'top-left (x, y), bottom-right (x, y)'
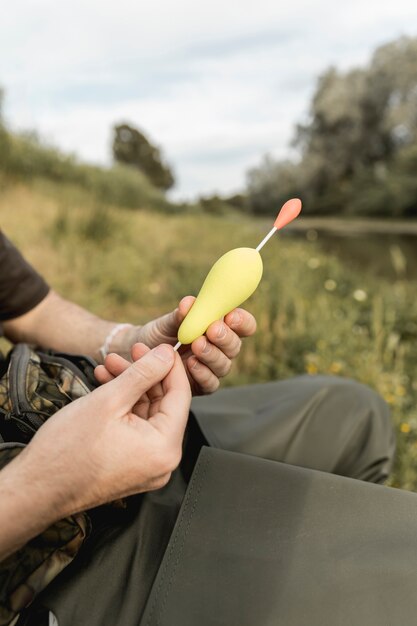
top-left (0, 130), bottom-right (171, 212)
top-left (1, 183), bottom-right (417, 490)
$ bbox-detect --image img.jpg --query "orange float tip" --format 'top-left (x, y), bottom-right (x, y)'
top-left (273, 198), bottom-right (302, 230)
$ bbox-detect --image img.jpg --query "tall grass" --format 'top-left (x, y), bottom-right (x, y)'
top-left (1, 184), bottom-right (417, 490)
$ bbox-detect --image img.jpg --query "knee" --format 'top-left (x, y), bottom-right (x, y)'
top-left (333, 378), bottom-right (390, 429)
top-left (318, 376), bottom-right (391, 434)
top-left (317, 376), bottom-right (395, 481)
top-left (310, 376), bottom-right (387, 417)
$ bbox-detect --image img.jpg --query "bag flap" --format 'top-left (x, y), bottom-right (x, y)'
top-left (140, 446), bottom-right (417, 626)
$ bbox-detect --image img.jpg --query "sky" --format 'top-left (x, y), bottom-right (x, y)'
top-left (1, 0), bottom-right (417, 200)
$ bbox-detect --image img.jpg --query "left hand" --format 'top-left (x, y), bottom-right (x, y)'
top-left (120, 297), bottom-right (257, 396)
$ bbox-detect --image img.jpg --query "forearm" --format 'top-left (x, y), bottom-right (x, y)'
top-left (0, 448), bottom-right (65, 561)
top-left (2, 291), bottom-right (137, 363)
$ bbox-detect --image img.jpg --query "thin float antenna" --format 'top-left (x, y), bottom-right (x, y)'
top-left (256, 227), bottom-right (277, 252)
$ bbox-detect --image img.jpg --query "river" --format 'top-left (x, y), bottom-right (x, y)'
top-left (284, 218), bottom-right (417, 282)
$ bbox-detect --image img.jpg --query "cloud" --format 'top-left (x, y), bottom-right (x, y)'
top-left (1, 0), bottom-right (417, 197)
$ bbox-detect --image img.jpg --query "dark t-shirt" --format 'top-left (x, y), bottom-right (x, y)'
top-left (0, 231), bottom-right (50, 321)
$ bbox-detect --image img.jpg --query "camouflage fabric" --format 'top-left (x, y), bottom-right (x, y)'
top-left (0, 345), bottom-right (97, 626)
top-left (0, 449), bottom-right (91, 625)
top-left (0, 344), bottom-right (97, 443)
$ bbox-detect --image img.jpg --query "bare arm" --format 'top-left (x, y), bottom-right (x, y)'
top-left (2, 290), bottom-right (136, 363)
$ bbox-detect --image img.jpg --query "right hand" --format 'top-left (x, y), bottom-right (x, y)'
top-left (22, 343), bottom-right (191, 518)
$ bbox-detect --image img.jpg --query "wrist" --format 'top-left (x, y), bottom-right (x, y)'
top-left (98, 323), bottom-right (136, 363)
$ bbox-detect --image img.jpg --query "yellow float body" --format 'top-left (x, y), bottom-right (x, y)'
top-left (177, 247), bottom-right (263, 345)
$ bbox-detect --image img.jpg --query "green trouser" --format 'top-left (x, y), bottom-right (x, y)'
top-left (32, 375), bottom-right (407, 626)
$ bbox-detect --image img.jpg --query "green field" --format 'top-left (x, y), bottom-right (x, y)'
top-left (1, 182), bottom-right (417, 490)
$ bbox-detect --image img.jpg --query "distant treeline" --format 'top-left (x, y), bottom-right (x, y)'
top-left (246, 36), bottom-right (417, 218)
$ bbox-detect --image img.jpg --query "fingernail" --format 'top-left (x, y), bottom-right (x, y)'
top-left (153, 344), bottom-right (173, 362)
top-left (202, 339), bottom-right (211, 354)
top-left (217, 323), bottom-right (226, 339)
top-left (230, 311), bottom-right (242, 326)
top-left (191, 358), bottom-right (200, 370)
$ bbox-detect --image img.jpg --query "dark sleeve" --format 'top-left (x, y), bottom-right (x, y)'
top-left (0, 231), bottom-right (50, 321)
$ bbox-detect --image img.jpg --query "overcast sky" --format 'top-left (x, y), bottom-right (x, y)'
top-left (1, 0), bottom-right (417, 200)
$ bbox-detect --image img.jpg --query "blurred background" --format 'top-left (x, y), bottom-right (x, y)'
top-left (0, 0), bottom-right (416, 488)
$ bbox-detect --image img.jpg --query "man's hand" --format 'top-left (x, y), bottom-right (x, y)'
top-left (122, 297), bottom-right (257, 396)
top-left (4, 290), bottom-right (256, 396)
top-left (31, 343), bottom-right (191, 510)
top-left (0, 344), bottom-right (191, 559)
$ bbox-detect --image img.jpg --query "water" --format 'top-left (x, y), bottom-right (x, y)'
top-left (291, 230), bottom-right (417, 282)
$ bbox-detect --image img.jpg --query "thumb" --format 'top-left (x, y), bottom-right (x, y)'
top-left (140, 296), bottom-right (196, 346)
top-left (97, 344), bottom-right (175, 413)
top-left (139, 311), bottom-right (179, 347)
top-left (156, 296), bottom-right (196, 336)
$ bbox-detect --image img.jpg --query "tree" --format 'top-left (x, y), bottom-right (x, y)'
top-left (294, 36), bottom-right (417, 215)
top-left (369, 37), bottom-right (417, 150)
top-left (246, 156), bottom-right (302, 215)
top-left (246, 35), bottom-right (417, 217)
top-left (112, 123), bottom-right (175, 191)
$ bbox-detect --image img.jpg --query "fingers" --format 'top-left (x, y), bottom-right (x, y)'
top-left (131, 344), bottom-right (165, 417)
top-left (178, 295), bottom-right (195, 319)
top-left (138, 296), bottom-right (195, 348)
top-left (205, 320), bottom-right (242, 359)
top-left (94, 365), bottom-right (114, 384)
top-left (131, 343), bottom-right (150, 361)
top-left (96, 344), bottom-right (176, 413)
top-left (95, 344), bottom-right (165, 418)
top-left (95, 344), bottom-right (150, 382)
top-left (191, 336), bottom-right (231, 378)
top-left (104, 352), bottom-right (130, 375)
top-left (200, 309), bottom-right (256, 360)
top-left (180, 307), bottom-right (256, 395)
top-left (94, 350), bottom-right (140, 384)
top-left (135, 295), bottom-right (198, 350)
top-left (151, 352), bottom-right (192, 439)
top-left (224, 308), bottom-right (257, 338)
top-left (186, 356), bottom-right (220, 394)
top-left (151, 295), bottom-right (195, 339)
